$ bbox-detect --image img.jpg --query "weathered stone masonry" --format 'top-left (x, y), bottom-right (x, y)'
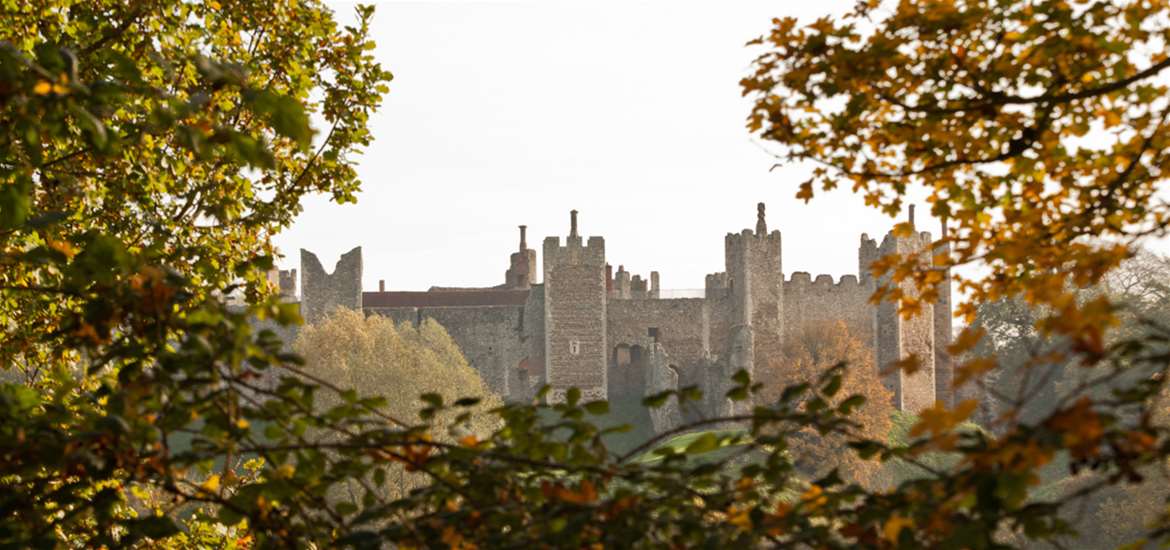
top-left (279, 203), bottom-right (954, 420)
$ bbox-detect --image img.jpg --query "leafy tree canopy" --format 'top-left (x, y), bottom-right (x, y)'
top-left (743, 0), bottom-right (1170, 361)
top-left (0, 0), bottom-right (390, 545)
top-left (2, 0), bottom-right (1170, 547)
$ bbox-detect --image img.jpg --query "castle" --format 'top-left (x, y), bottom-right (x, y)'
top-left (278, 203), bottom-right (953, 428)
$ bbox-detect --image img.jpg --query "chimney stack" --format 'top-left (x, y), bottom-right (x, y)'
top-left (378, 279), bottom-right (385, 292)
top-left (519, 225), bottom-right (528, 251)
top-left (569, 210), bottom-right (579, 238)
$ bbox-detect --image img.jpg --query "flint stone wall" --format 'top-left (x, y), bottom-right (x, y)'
top-left (782, 272), bottom-right (874, 344)
top-left (606, 298), bottom-right (708, 369)
top-left (300, 247), bottom-right (363, 325)
top-left (874, 231), bottom-right (936, 413)
top-left (364, 305), bottom-right (528, 397)
top-left (543, 236), bottom-right (608, 403)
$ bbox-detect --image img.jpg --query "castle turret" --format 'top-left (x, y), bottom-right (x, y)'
top-left (872, 207), bottom-right (936, 413)
top-left (859, 233), bottom-right (879, 285)
top-left (300, 246), bottom-right (363, 325)
top-left (543, 210), bottom-right (608, 403)
top-left (724, 202), bottom-right (784, 367)
top-left (279, 269), bottom-right (297, 299)
top-left (934, 217), bottom-right (954, 408)
top-left (505, 225), bottom-right (537, 289)
top-left (609, 265), bottom-right (659, 299)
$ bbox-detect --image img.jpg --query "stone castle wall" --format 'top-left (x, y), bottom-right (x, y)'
top-left (288, 203), bottom-right (955, 417)
top-left (364, 304), bottom-right (527, 397)
top-left (606, 298), bottom-right (708, 369)
top-left (520, 284), bottom-right (546, 401)
top-left (782, 272), bottom-right (874, 346)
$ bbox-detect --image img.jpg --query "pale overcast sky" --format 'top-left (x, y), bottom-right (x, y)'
top-left (274, 0), bottom-right (934, 292)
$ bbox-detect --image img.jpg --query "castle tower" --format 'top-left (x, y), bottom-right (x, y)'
top-left (264, 267), bottom-right (298, 299)
top-left (724, 203), bottom-right (784, 367)
top-left (872, 206), bottom-right (936, 413)
top-left (505, 225), bottom-right (537, 289)
top-left (300, 246), bottom-right (363, 325)
top-left (278, 269), bottom-right (297, 299)
top-left (542, 210), bottom-right (608, 403)
top-left (933, 218), bottom-right (954, 408)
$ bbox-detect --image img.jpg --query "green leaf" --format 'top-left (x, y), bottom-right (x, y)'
top-left (250, 90), bottom-right (312, 149)
top-left (685, 432), bottom-right (720, 455)
top-left (566, 387), bottom-right (581, 406)
top-left (0, 176), bottom-right (32, 229)
top-left (24, 211), bottom-right (68, 228)
top-left (780, 383), bottom-right (810, 403)
top-left (127, 515), bottom-right (181, 539)
top-left (419, 392), bottom-right (443, 408)
top-left (642, 390), bottom-right (672, 408)
top-left (583, 400), bottom-right (609, 415)
top-left (847, 440), bottom-right (884, 460)
top-left (837, 394), bottom-right (866, 414)
top-left (70, 104), bottom-right (107, 149)
top-left (822, 374), bottom-right (842, 397)
top-left (726, 386), bottom-right (748, 401)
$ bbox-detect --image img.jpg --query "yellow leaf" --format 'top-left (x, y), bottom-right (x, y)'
top-left (32, 80), bottom-right (52, 95)
top-left (727, 505), bottom-right (752, 529)
top-left (48, 239), bottom-right (78, 259)
top-left (800, 484), bottom-right (828, 509)
top-left (883, 514), bottom-right (913, 543)
top-left (201, 474), bottom-right (221, 493)
top-left (892, 221), bottom-right (914, 238)
top-left (796, 181), bottom-right (814, 202)
top-left (954, 357), bottom-right (996, 387)
top-left (891, 354), bottom-right (921, 375)
top-left (910, 399), bottom-right (977, 439)
top-left (276, 464), bottom-right (295, 479)
top-left (1103, 110), bottom-right (1122, 128)
top-left (946, 327), bottom-right (985, 356)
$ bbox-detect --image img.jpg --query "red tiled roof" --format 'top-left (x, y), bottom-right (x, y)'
top-left (362, 289), bottom-right (530, 308)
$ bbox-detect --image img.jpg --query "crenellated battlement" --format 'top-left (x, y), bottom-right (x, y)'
top-left (784, 272), bottom-right (864, 290)
top-left (609, 264), bottom-right (660, 299)
top-left (543, 235), bottom-right (606, 266)
top-left (705, 272), bottom-right (730, 295)
top-left (723, 228), bottom-right (783, 255)
top-left (278, 269), bottom-right (297, 298)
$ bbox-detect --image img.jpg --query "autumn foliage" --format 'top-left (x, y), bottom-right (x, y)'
top-left (757, 321), bottom-right (893, 486)
top-left (2, 0), bottom-right (1170, 547)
